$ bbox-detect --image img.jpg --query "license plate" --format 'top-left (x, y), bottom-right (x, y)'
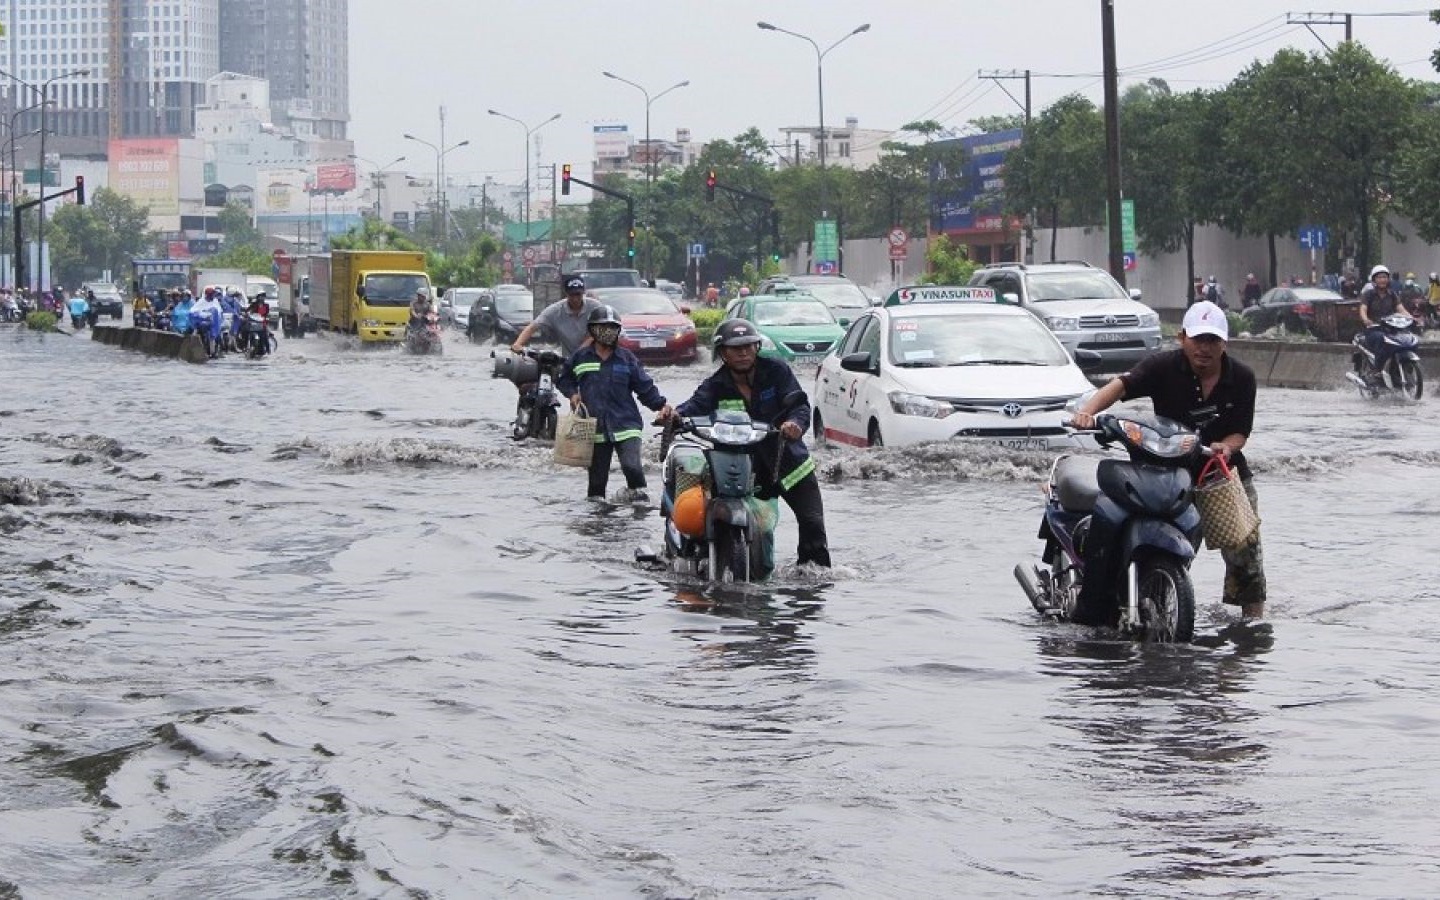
top-left (792, 353), bottom-right (825, 364)
top-left (1091, 332), bottom-right (1129, 343)
top-left (639, 339), bottom-right (668, 349)
top-left (997, 437), bottom-right (1048, 451)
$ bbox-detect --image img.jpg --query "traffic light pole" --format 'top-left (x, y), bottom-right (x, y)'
top-left (14, 176), bottom-right (84, 295)
top-left (707, 175), bottom-right (782, 274)
top-left (563, 171), bottom-right (636, 265)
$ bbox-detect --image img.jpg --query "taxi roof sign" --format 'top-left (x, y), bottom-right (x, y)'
top-left (884, 285), bottom-right (1003, 307)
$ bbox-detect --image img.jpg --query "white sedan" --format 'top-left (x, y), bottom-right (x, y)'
top-left (812, 298), bottom-right (1100, 450)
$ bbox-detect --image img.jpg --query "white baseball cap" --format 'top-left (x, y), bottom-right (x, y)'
top-left (1182, 300), bottom-right (1228, 341)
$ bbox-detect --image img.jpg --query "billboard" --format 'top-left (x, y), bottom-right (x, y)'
top-left (257, 169), bottom-right (310, 216)
top-left (313, 162), bottom-right (357, 193)
top-left (932, 128), bottom-right (1023, 234)
top-left (593, 124), bottom-right (631, 160)
top-left (109, 139), bottom-right (181, 216)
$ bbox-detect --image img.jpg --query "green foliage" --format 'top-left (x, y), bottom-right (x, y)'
top-left (25, 311), bottom-right (56, 332)
top-left (216, 202), bottom-right (262, 251)
top-left (197, 244), bottom-right (272, 275)
top-left (688, 308), bottom-right (724, 346)
top-left (331, 217), bottom-right (422, 251)
top-left (1004, 94), bottom-right (1107, 244)
top-left (428, 234), bottom-right (501, 290)
top-left (923, 235), bottom-right (977, 285)
top-left (46, 189), bottom-right (154, 287)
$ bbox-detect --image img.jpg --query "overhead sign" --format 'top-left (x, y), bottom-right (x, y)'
top-left (885, 285), bottom-right (999, 307)
top-left (933, 128), bottom-right (1023, 234)
top-left (1299, 226), bottom-right (1328, 250)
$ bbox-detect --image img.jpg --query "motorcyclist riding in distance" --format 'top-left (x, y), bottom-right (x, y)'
top-left (408, 289), bottom-right (433, 330)
top-left (1359, 265), bottom-right (1413, 371)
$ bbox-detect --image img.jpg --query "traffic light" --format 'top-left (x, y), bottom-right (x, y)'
top-left (74, 175), bottom-right (85, 206)
top-left (627, 228), bottom-right (636, 259)
top-left (705, 170), bottom-right (716, 202)
top-left (561, 164), bottom-right (571, 196)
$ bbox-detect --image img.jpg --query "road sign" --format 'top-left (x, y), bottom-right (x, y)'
top-left (502, 250), bottom-right (514, 263)
top-left (1299, 226), bottom-right (1329, 250)
top-left (1122, 251), bottom-right (1137, 272)
top-left (887, 226), bottom-right (908, 247)
top-left (814, 219), bottom-right (839, 266)
top-left (522, 246), bottom-right (537, 263)
top-left (889, 244), bottom-right (908, 261)
top-left (689, 242), bottom-right (706, 259)
top-left (1121, 199), bottom-right (1136, 255)
top-left (815, 261), bottom-right (837, 275)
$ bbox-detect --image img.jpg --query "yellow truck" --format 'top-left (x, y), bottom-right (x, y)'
top-left (312, 250), bottom-right (431, 342)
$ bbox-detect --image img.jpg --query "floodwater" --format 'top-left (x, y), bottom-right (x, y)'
top-left (2, 325), bottom-right (1437, 898)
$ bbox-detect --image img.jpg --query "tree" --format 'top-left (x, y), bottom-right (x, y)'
top-left (46, 188), bottom-right (154, 287)
top-left (923, 235), bottom-right (977, 285)
top-left (196, 244), bottom-right (272, 275)
top-left (1003, 94), bottom-right (1106, 260)
top-left (330, 217), bottom-right (422, 252)
top-left (216, 201), bottom-right (262, 251)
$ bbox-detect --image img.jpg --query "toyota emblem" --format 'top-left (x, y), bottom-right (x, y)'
top-left (805, 342), bottom-right (815, 352)
top-left (645, 323), bottom-right (656, 332)
top-left (1103, 315), bottom-right (1117, 326)
top-left (1002, 403), bottom-right (1024, 418)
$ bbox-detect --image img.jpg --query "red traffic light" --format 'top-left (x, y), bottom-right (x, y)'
top-left (705, 170), bottom-right (716, 202)
top-left (561, 163), bottom-right (572, 196)
top-left (74, 175), bottom-right (85, 206)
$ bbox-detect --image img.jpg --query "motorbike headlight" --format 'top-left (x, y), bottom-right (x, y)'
top-left (1138, 313), bottom-right (1160, 328)
top-left (1045, 316), bottom-right (1080, 332)
top-left (710, 421), bottom-right (762, 444)
top-left (888, 391), bottom-right (954, 418)
top-left (1119, 419), bottom-right (1197, 458)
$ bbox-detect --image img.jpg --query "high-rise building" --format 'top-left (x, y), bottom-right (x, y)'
top-left (0, 0), bottom-right (220, 149)
top-left (218, 0), bottom-right (349, 141)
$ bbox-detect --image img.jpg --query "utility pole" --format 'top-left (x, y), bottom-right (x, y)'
top-left (979, 68), bottom-right (1034, 263)
top-left (1101, 0), bottom-right (1126, 288)
top-left (1286, 12), bottom-right (1352, 51)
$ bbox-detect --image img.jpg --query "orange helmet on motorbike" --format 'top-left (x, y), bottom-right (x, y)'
top-left (673, 485), bottom-right (707, 538)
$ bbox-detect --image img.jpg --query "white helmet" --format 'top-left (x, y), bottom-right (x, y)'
top-left (1369, 264), bottom-right (1390, 281)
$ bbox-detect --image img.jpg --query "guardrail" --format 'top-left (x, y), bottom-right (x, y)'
top-left (90, 325), bottom-right (208, 364)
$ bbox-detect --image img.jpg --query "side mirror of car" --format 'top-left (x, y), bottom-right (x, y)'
top-left (1129, 288), bottom-right (1143, 301)
top-left (1073, 349), bottom-right (1105, 373)
top-left (356, 286), bottom-right (366, 299)
top-left (1001, 292), bottom-right (1021, 305)
top-left (680, 304), bottom-right (692, 314)
top-left (838, 317), bottom-right (850, 327)
top-left (840, 351), bottom-right (876, 374)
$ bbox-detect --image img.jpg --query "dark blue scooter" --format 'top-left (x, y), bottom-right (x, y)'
top-left (1015, 414), bottom-right (1205, 642)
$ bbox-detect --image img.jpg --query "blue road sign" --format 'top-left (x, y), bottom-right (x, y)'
top-left (1122, 251), bottom-right (1137, 272)
top-left (1299, 226), bottom-right (1328, 250)
top-left (689, 242), bottom-right (705, 259)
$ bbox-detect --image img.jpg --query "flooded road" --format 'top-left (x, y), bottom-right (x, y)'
top-left (2, 325), bottom-right (1438, 897)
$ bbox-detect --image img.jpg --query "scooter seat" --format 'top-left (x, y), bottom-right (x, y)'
top-left (1054, 455), bottom-right (1102, 513)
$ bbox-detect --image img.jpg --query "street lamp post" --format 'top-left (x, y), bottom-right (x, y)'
top-left (35, 68), bottom-right (88, 291)
top-left (756, 21), bottom-right (869, 217)
top-left (487, 109), bottom-right (561, 235)
top-left (403, 133), bottom-right (468, 242)
top-left (349, 153), bottom-right (406, 223)
top-left (601, 72), bottom-right (689, 280)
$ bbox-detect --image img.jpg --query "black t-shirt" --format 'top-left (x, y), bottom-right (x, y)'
top-left (1119, 348), bottom-right (1257, 480)
top-left (1362, 286), bottom-right (1402, 322)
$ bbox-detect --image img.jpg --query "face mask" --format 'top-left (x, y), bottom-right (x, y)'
top-left (591, 325), bottom-right (620, 346)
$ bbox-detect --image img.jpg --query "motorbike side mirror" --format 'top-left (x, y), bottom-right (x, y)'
top-left (840, 351), bottom-right (876, 374)
top-left (1073, 349), bottom-right (1105, 373)
top-left (780, 389), bottom-right (807, 413)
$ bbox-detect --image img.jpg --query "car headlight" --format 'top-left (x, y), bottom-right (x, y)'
top-left (1045, 316), bottom-right (1080, 331)
top-left (676, 322), bottom-right (695, 334)
top-left (759, 333), bottom-right (777, 351)
top-left (1138, 313), bottom-right (1160, 328)
top-left (888, 392), bottom-right (954, 418)
top-left (362, 318), bottom-right (381, 327)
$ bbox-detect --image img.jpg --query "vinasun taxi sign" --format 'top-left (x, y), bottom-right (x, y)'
top-left (883, 285), bottom-right (1006, 307)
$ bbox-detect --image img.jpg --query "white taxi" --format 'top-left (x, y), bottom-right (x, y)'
top-left (812, 285), bottom-right (1101, 450)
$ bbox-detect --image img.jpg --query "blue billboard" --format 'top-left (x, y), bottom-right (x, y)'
top-left (931, 128), bottom-right (1023, 234)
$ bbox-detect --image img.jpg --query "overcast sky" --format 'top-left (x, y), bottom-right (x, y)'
top-left (349, 1), bottom-right (1437, 192)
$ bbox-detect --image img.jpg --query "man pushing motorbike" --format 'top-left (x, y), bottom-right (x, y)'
top-left (511, 275), bottom-right (598, 357)
top-left (661, 320), bottom-right (832, 569)
top-left (1072, 300), bottom-right (1265, 618)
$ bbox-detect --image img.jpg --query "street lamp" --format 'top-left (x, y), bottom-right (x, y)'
top-left (756, 21), bottom-right (869, 215)
top-left (601, 72), bottom-right (689, 187)
top-left (349, 153), bottom-right (405, 221)
top-left (34, 68), bottom-right (89, 290)
top-left (403, 133), bottom-right (468, 241)
top-left (487, 109), bottom-right (561, 232)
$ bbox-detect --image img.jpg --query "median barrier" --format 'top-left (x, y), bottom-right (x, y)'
top-left (1227, 338), bottom-right (1436, 389)
top-left (91, 325), bottom-right (207, 364)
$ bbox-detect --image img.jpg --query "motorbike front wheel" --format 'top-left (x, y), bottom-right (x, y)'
top-left (711, 526), bottom-right (751, 583)
top-left (1390, 357), bottom-right (1424, 401)
top-left (1135, 555), bottom-right (1195, 643)
top-left (534, 406), bottom-right (557, 441)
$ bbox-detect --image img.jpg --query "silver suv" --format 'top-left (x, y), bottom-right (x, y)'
top-left (968, 261), bottom-right (1161, 373)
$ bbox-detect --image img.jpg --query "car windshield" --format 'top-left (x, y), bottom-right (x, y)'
top-left (1291, 289), bottom-right (1341, 301)
top-left (1027, 271), bottom-right (1129, 302)
top-left (793, 281), bottom-right (870, 309)
top-left (575, 271), bottom-right (641, 289)
top-left (451, 290), bottom-right (485, 308)
top-left (600, 290), bottom-right (678, 315)
top-left (363, 274), bottom-right (430, 306)
top-left (141, 273), bottom-right (187, 292)
top-left (496, 293), bottom-right (533, 314)
top-left (752, 300), bottom-right (836, 327)
top-left (888, 313), bottom-right (1072, 367)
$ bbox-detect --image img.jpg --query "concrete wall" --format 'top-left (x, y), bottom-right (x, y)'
top-left (91, 325), bottom-right (209, 364)
top-left (1226, 338), bottom-right (1436, 390)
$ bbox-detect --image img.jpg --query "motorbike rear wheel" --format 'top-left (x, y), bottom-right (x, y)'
top-left (1390, 358), bottom-right (1424, 401)
top-left (1135, 555), bottom-right (1195, 643)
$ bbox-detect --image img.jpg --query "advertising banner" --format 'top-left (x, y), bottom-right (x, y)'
top-left (593, 124), bottom-right (631, 160)
top-left (932, 128), bottom-right (1023, 234)
top-left (109, 139), bottom-right (181, 216)
top-left (313, 163), bottom-right (357, 193)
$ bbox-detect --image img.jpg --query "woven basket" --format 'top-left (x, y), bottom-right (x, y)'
top-left (552, 404), bottom-right (596, 468)
top-left (1193, 455), bottom-right (1260, 551)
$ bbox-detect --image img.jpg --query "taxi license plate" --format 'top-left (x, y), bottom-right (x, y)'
top-left (792, 353), bottom-right (825, 364)
top-left (639, 339), bottom-right (668, 349)
top-left (997, 437), bottom-right (1048, 451)
top-left (1091, 332), bottom-right (1128, 343)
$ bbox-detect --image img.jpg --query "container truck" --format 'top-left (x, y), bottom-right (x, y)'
top-left (312, 250), bottom-right (430, 343)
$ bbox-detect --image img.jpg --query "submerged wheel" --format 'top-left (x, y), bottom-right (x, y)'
top-left (812, 411), bottom-right (827, 447)
top-left (1393, 359), bottom-right (1424, 401)
top-left (537, 407), bottom-right (557, 441)
top-left (867, 420), bottom-right (883, 448)
top-left (1135, 556), bottom-right (1195, 643)
top-left (714, 528), bottom-right (750, 583)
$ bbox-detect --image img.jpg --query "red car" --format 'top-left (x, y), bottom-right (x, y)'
top-left (590, 287), bottom-right (698, 365)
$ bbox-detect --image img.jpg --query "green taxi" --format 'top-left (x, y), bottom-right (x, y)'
top-left (723, 289), bottom-right (848, 369)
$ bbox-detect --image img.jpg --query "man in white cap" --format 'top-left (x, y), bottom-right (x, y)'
top-left (1072, 301), bottom-right (1266, 618)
